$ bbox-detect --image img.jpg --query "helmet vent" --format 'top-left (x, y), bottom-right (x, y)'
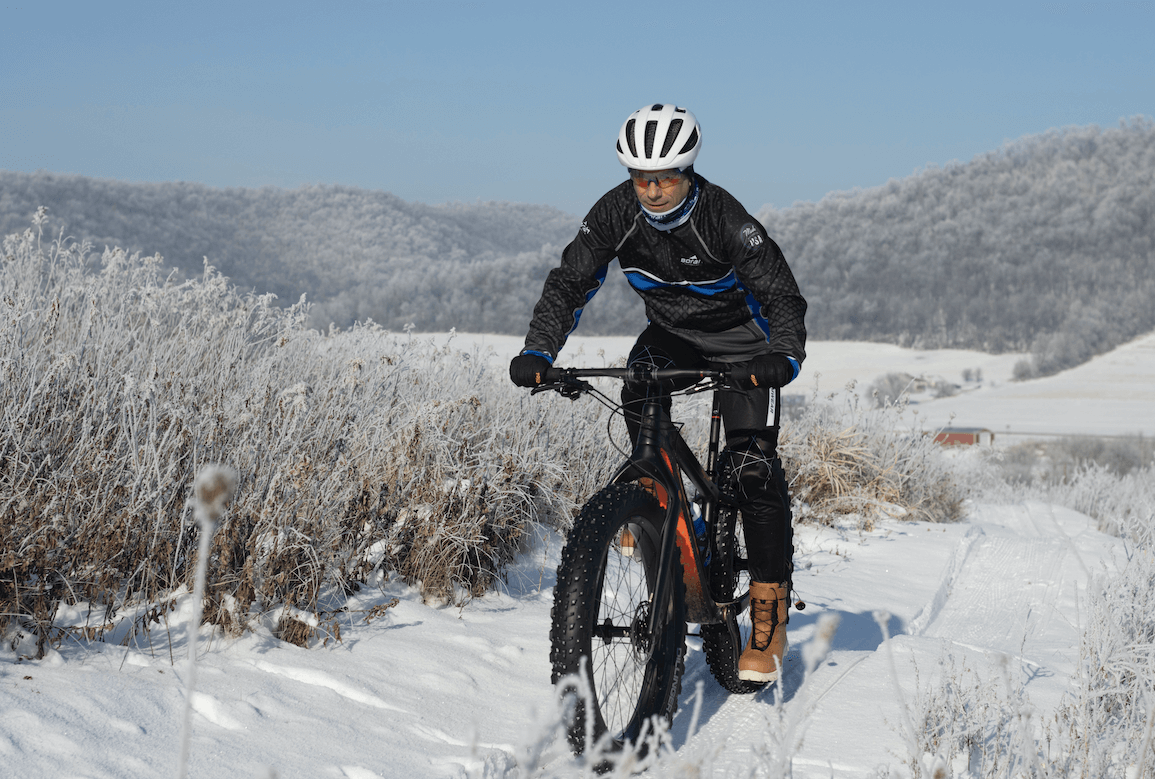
top-left (678, 127), bottom-right (699, 155)
top-left (644, 121), bottom-right (658, 158)
top-left (660, 119), bottom-right (683, 158)
top-left (624, 119), bottom-right (638, 157)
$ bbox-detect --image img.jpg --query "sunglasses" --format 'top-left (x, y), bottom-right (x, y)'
top-left (628, 169), bottom-right (686, 189)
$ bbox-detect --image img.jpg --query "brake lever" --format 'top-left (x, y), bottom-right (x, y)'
top-left (530, 379), bottom-right (593, 400)
top-left (683, 377), bottom-right (731, 395)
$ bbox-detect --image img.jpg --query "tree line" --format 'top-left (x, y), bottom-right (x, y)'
top-left (2, 117), bottom-right (1151, 375)
top-left (759, 118), bottom-right (1155, 377)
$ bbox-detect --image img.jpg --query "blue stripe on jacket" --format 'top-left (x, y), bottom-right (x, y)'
top-left (566, 265), bottom-right (609, 337)
top-left (623, 268), bottom-right (738, 297)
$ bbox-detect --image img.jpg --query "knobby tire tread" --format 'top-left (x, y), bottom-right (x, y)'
top-left (549, 483), bottom-right (687, 754)
top-left (700, 501), bottom-right (764, 694)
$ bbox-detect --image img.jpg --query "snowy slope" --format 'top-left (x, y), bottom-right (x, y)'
top-left (3, 331), bottom-right (1149, 777)
top-left (0, 504), bottom-right (1125, 778)
top-left (914, 331), bottom-right (1155, 438)
top-left (448, 331), bottom-right (1155, 437)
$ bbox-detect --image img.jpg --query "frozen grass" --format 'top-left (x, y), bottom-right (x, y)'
top-left (897, 551), bottom-right (1155, 778)
top-left (977, 457), bottom-right (1155, 549)
top-left (672, 381), bottom-right (968, 529)
top-left (893, 445), bottom-right (1155, 777)
top-left (779, 388), bottom-right (967, 526)
top-left (0, 215), bottom-right (611, 656)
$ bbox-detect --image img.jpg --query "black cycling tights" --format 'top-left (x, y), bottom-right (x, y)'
top-left (621, 325), bottom-right (791, 583)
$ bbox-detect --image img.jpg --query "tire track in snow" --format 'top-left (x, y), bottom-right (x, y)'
top-left (677, 639), bottom-right (880, 775)
top-left (675, 506), bottom-right (1099, 775)
top-left (915, 505), bottom-right (1071, 660)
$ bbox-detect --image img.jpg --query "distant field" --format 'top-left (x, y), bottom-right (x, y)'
top-left (416, 331), bottom-right (1155, 439)
top-left (914, 331), bottom-right (1155, 438)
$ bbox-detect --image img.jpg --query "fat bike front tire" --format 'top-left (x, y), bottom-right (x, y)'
top-left (549, 484), bottom-right (687, 755)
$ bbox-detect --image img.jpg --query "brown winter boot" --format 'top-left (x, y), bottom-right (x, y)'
top-left (619, 525), bottom-right (638, 558)
top-left (738, 581), bottom-right (789, 683)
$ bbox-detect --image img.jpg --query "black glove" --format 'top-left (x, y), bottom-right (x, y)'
top-left (738, 353), bottom-right (795, 389)
top-left (509, 353), bottom-right (551, 387)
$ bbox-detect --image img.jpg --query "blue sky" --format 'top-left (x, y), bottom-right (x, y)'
top-left (2, 1), bottom-right (1152, 217)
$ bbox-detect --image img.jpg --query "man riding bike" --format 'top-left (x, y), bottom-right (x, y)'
top-left (509, 103), bottom-right (807, 684)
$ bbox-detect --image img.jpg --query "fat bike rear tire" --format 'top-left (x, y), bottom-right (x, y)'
top-left (700, 501), bottom-right (764, 693)
top-left (549, 484), bottom-right (687, 755)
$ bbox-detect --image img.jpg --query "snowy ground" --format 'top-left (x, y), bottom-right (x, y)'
top-left (2, 333), bottom-right (1147, 778)
top-left (443, 331), bottom-right (1155, 439)
top-left (912, 331), bottom-right (1155, 439)
top-left (0, 504), bottom-right (1124, 778)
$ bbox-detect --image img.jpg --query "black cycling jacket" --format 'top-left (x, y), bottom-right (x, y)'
top-left (522, 173), bottom-right (807, 364)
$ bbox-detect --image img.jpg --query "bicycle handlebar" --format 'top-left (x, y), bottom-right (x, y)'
top-left (543, 365), bottom-right (729, 383)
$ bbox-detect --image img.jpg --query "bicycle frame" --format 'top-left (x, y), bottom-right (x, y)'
top-left (610, 389), bottom-right (735, 628)
top-left (541, 367), bottom-right (748, 637)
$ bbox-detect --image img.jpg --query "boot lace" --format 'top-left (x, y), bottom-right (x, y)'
top-left (750, 594), bottom-right (780, 652)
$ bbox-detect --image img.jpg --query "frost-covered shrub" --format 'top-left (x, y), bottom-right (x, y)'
top-left (779, 391), bottom-right (966, 525)
top-left (978, 459), bottom-right (1155, 547)
top-left (668, 381), bottom-right (966, 527)
top-left (1046, 553), bottom-right (1155, 776)
top-left (0, 215), bottom-right (615, 655)
top-left (902, 445), bottom-right (1155, 777)
top-left (869, 372), bottom-right (917, 406)
top-left (663, 383), bottom-right (965, 528)
top-left (991, 435), bottom-right (1155, 485)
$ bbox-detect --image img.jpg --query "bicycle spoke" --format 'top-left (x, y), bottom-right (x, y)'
top-left (592, 548), bottom-right (651, 736)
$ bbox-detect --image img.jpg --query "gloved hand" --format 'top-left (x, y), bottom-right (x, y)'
top-left (509, 353), bottom-right (551, 387)
top-left (737, 353), bottom-right (795, 389)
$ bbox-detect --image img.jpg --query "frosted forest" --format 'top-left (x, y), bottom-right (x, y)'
top-left (2, 119), bottom-right (1153, 378)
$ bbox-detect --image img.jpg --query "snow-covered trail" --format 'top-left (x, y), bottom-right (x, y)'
top-left (0, 505), bottom-right (1124, 778)
top-left (669, 501), bottom-right (1122, 778)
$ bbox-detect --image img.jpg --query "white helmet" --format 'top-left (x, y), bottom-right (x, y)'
top-left (616, 104), bottom-right (701, 171)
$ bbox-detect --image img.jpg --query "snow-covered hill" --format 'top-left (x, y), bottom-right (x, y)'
top-left (914, 331), bottom-right (1155, 438)
top-left (3, 332), bottom-right (1152, 777)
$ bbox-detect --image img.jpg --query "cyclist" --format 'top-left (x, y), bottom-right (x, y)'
top-left (510, 103), bottom-right (807, 684)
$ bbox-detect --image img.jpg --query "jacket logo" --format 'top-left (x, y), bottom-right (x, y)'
top-left (680, 255), bottom-right (701, 265)
top-left (740, 223), bottom-right (764, 250)
top-left (579, 221), bottom-right (591, 235)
